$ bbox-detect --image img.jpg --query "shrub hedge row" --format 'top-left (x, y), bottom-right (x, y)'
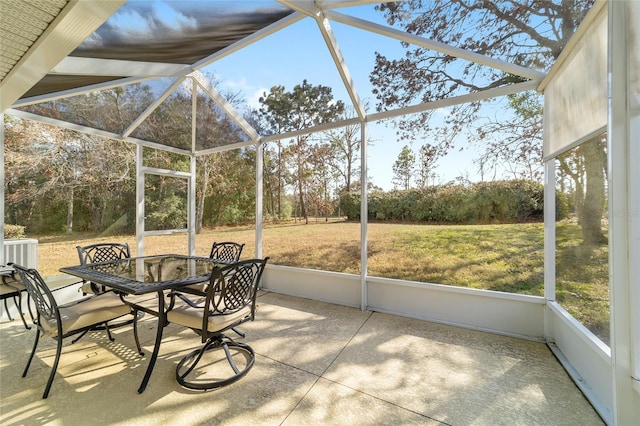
top-left (339, 180), bottom-right (568, 224)
top-left (3, 224), bottom-right (26, 239)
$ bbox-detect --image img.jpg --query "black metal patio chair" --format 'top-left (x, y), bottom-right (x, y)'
top-left (1, 265), bottom-right (32, 329)
top-left (182, 241), bottom-right (244, 293)
top-left (165, 257), bottom-right (268, 390)
top-left (77, 242), bottom-right (131, 294)
top-left (10, 263), bottom-right (132, 399)
top-left (209, 241), bottom-right (245, 263)
top-left (179, 241), bottom-right (247, 337)
top-left (73, 242), bottom-right (137, 343)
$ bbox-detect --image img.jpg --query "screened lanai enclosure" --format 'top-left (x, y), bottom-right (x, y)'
top-left (1, 0), bottom-right (638, 424)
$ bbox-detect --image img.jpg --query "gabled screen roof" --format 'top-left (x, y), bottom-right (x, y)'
top-left (72, 1), bottom-right (294, 64)
top-left (19, 1), bottom-right (294, 101)
top-left (4, 0), bottom-right (597, 157)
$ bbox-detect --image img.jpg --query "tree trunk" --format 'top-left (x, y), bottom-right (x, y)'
top-left (196, 157), bottom-right (210, 234)
top-left (66, 188), bottom-right (74, 234)
top-left (277, 142), bottom-right (282, 218)
top-left (581, 140), bottom-right (607, 245)
top-left (298, 177), bottom-right (307, 224)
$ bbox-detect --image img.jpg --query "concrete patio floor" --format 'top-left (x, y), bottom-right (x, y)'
top-left (0, 290), bottom-right (603, 425)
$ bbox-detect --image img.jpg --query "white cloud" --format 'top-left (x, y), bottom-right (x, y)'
top-left (248, 87), bottom-right (269, 110)
top-left (224, 77), bottom-right (250, 90)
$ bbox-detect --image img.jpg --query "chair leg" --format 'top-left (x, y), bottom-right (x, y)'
top-left (71, 329), bottom-right (90, 344)
top-left (3, 298), bottom-right (13, 321)
top-left (133, 310), bottom-right (144, 356)
top-left (222, 341), bottom-right (241, 374)
top-left (177, 339), bottom-right (213, 382)
top-left (104, 322), bottom-right (115, 342)
top-left (25, 293), bottom-right (35, 323)
top-left (14, 293), bottom-right (31, 330)
top-left (70, 320), bottom-right (118, 345)
top-left (42, 335), bottom-right (64, 399)
top-left (22, 329), bottom-right (41, 377)
top-left (230, 327), bottom-right (245, 338)
top-left (176, 335), bottom-right (255, 390)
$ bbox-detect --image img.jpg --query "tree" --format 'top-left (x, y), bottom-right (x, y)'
top-left (325, 107), bottom-right (366, 193)
top-left (308, 143), bottom-right (337, 221)
top-left (244, 109), bottom-right (281, 219)
top-left (194, 85), bottom-right (247, 233)
top-left (393, 145), bottom-right (415, 190)
top-left (4, 118), bottom-right (134, 233)
top-left (417, 144), bottom-right (438, 188)
top-left (556, 135), bottom-right (607, 244)
top-left (371, 0), bottom-right (603, 243)
top-left (259, 80), bottom-right (345, 224)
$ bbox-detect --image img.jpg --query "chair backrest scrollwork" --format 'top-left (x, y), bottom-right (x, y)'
top-left (77, 243), bottom-right (131, 265)
top-left (76, 243), bottom-right (131, 294)
top-left (203, 257), bottom-right (269, 333)
top-left (209, 242), bottom-right (244, 263)
top-left (11, 264), bottom-right (59, 332)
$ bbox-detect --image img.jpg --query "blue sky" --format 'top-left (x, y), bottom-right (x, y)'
top-left (197, 5), bottom-right (486, 190)
top-left (102, 1), bottom-right (512, 190)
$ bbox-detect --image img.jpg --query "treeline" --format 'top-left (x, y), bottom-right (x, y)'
top-left (3, 114), bottom-right (258, 235)
top-left (339, 180), bottom-right (568, 224)
top-left (4, 79), bottom-right (363, 235)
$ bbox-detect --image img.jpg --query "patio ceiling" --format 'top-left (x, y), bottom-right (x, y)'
top-left (0, 0), bottom-right (126, 112)
top-left (1, 0), bottom-right (545, 156)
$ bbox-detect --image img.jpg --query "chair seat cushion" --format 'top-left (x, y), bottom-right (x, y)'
top-left (122, 293), bottom-right (160, 313)
top-left (167, 296), bottom-right (250, 333)
top-left (42, 292), bottom-right (131, 336)
top-left (183, 282), bottom-right (207, 294)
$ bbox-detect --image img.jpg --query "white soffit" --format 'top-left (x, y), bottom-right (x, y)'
top-left (0, 0), bottom-right (126, 112)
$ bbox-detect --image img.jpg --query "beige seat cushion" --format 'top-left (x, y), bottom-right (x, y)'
top-left (183, 282), bottom-right (207, 294)
top-left (41, 292), bottom-right (131, 337)
top-left (122, 293), bottom-right (161, 313)
top-left (167, 296), bottom-right (250, 333)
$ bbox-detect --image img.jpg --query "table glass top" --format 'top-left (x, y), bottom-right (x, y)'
top-left (60, 255), bottom-right (226, 294)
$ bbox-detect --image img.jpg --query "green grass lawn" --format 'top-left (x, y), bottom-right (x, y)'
top-left (32, 219), bottom-right (609, 344)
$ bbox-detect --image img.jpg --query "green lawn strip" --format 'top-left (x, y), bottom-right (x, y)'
top-left (33, 219), bottom-right (609, 343)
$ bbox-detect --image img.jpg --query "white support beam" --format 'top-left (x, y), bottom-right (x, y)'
top-left (7, 108), bottom-right (193, 157)
top-left (278, 0), bottom-right (368, 120)
top-left (195, 140), bottom-right (260, 157)
top-left (0, 0), bottom-right (126, 112)
top-left (136, 144), bottom-right (145, 257)
top-left (188, 155), bottom-right (197, 256)
top-left (52, 57), bottom-right (192, 78)
top-left (325, 10), bottom-right (546, 82)
top-left (315, 0), bottom-right (384, 10)
top-left (316, 13), bottom-right (366, 120)
top-left (360, 121), bottom-right (368, 311)
top-left (140, 167), bottom-right (191, 179)
top-left (368, 80), bottom-right (539, 123)
top-left (262, 117), bottom-right (361, 144)
top-left (191, 72), bottom-right (261, 142)
top-left (11, 76), bottom-right (151, 108)
top-left (277, 0), bottom-right (316, 16)
top-left (255, 141), bottom-right (264, 259)
top-left (122, 77), bottom-right (185, 138)
top-left (191, 78), bottom-right (197, 153)
top-left (608, 0), bottom-right (640, 423)
top-left (0, 113), bottom-right (4, 264)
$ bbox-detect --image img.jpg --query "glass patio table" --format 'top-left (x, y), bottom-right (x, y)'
top-left (60, 254), bottom-right (227, 393)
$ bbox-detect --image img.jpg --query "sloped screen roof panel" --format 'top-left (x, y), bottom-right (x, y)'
top-left (21, 75), bottom-right (127, 99)
top-left (70, 1), bottom-right (294, 64)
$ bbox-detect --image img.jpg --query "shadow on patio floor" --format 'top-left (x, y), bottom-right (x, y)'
top-left (0, 291), bottom-right (603, 425)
